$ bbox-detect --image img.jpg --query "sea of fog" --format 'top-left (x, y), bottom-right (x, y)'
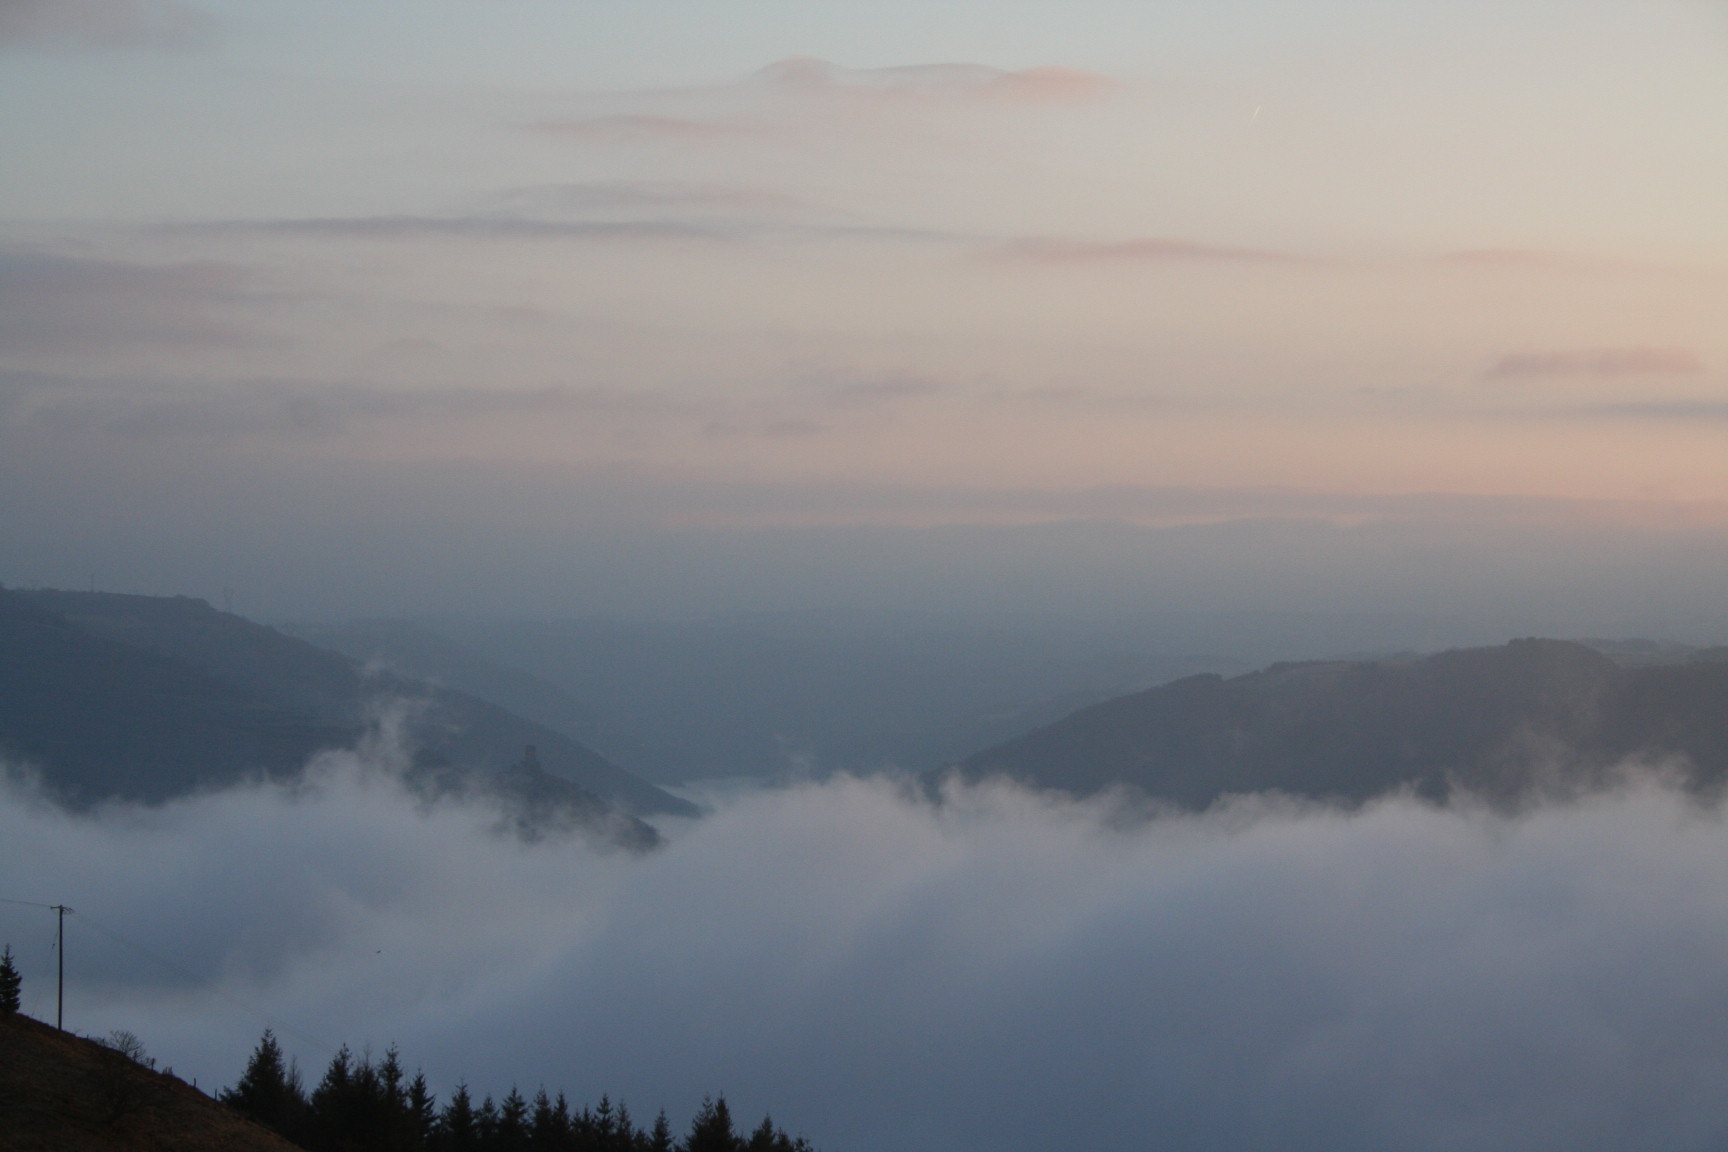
top-left (5, 744), bottom-right (1728, 1152)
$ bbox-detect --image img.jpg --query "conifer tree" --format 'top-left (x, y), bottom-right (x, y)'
top-left (745, 1115), bottom-right (779, 1152)
top-left (593, 1093), bottom-right (620, 1150)
top-left (0, 944), bottom-right (20, 1015)
top-left (475, 1094), bottom-right (501, 1149)
top-left (683, 1095), bottom-right (738, 1152)
top-left (220, 1029), bottom-right (309, 1141)
top-left (645, 1110), bottom-right (675, 1152)
top-left (551, 1091), bottom-right (575, 1148)
top-left (614, 1099), bottom-right (639, 1151)
top-left (408, 1072), bottom-right (438, 1149)
top-left (496, 1086), bottom-right (530, 1152)
top-left (437, 1083), bottom-right (479, 1152)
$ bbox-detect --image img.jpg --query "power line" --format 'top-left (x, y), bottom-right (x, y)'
top-left (1, 895), bottom-right (70, 1029)
top-left (3, 894), bottom-right (334, 1058)
top-left (71, 910), bottom-right (334, 1058)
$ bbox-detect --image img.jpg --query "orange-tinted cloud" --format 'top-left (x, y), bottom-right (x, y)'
top-left (1488, 348), bottom-right (1703, 378)
top-left (749, 57), bottom-right (1118, 106)
top-left (999, 236), bottom-right (1307, 265)
top-left (983, 66), bottom-right (1119, 103)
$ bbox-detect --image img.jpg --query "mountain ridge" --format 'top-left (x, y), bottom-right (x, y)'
top-left (0, 588), bottom-right (696, 829)
top-left (954, 638), bottom-right (1728, 808)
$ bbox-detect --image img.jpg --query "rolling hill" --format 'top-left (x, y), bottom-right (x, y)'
top-left (0, 588), bottom-right (696, 830)
top-left (955, 638), bottom-right (1728, 808)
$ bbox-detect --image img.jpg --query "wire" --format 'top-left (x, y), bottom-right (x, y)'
top-left (69, 910), bottom-right (335, 1059)
top-left (5, 894), bottom-right (339, 1068)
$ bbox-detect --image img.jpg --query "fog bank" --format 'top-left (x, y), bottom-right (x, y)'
top-left (5, 754), bottom-right (1728, 1151)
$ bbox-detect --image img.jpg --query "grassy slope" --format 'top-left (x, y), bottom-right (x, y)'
top-left (0, 1011), bottom-right (304, 1152)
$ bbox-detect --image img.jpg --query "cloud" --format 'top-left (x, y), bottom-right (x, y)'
top-left (1554, 401), bottom-right (1728, 423)
top-left (0, 359), bottom-right (958, 445)
top-left (0, 250), bottom-right (252, 352)
top-left (528, 58), bottom-right (1120, 160)
top-left (6, 766), bottom-right (1728, 1151)
top-left (997, 236), bottom-right (1309, 266)
top-left (0, 0), bottom-right (216, 50)
top-left (749, 57), bottom-right (1119, 105)
top-left (801, 370), bottom-right (946, 409)
top-left (531, 114), bottom-right (769, 145)
top-left (175, 216), bottom-right (723, 243)
top-left (470, 182), bottom-right (827, 223)
top-left (172, 208), bottom-right (962, 250)
top-left (1487, 348), bottom-right (1704, 378)
top-left (0, 374), bottom-right (673, 441)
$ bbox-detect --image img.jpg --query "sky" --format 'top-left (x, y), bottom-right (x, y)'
top-left (1, 0), bottom-right (1726, 631)
top-left (9, 752), bottom-right (1728, 1152)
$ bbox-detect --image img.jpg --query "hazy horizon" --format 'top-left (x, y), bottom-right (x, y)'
top-left (2, 0), bottom-right (1725, 639)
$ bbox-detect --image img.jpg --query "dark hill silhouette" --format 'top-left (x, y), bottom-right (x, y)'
top-left (0, 588), bottom-right (696, 829)
top-left (955, 638), bottom-right (1728, 807)
top-left (0, 1010), bottom-right (306, 1152)
top-left (0, 590), bottom-right (349, 804)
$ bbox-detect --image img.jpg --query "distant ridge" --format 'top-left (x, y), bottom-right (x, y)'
top-left (0, 587), bottom-right (697, 827)
top-left (955, 638), bottom-right (1728, 807)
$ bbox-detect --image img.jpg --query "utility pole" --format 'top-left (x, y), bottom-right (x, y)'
top-left (52, 905), bottom-right (71, 1031)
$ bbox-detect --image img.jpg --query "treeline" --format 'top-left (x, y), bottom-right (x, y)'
top-left (221, 1030), bottom-right (815, 1152)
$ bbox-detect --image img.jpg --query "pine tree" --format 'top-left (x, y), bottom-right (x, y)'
top-left (437, 1083), bottom-right (478, 1152)
top-left (683, 1096), bottom-right (738, 1152)
top-left (531, 1088), bottom-right (577, 1151)
top-left (496, 1086), bottom-right (530, 1152)
top-left (0, 944), bottom-right (20, 1014)
top-left (645, 1110), bottom-right (675, 1152)
top-left (475, 1095), bottom-right (500, 1149)
top-left (220, 1029), bottom-right (309, 1141)
top-left (408, 1072), bottom-right (438, 1150)
top-left (614, 1100), bottom-right (638, 1151)
top-left (744, 1115), bottom-right (779, 1152)
top-left (593, 1094), bottom-right (619, 1150)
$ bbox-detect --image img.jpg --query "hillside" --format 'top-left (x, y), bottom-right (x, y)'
top-left (0, 1011), bottom-right (304, 1152)
top-left (956, 638), bottom-right (1728, 807)
top-left (0, 588), bottom-right (696, 824)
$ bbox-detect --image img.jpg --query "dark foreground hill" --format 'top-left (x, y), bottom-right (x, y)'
top-left (0, 1011), bottom-right (304, 1152)
top-left (956, 638), bottom-right (1728, 807)
top-left (0, 588), bottom-right (696, 831)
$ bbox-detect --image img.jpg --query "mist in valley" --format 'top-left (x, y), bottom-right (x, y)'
top-left (8, 735), bottom-right (1728, 1152)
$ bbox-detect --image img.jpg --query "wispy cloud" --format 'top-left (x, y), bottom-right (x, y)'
top-left (1487, 347), bottom-right (1703, 379)
top-left (0, 366), bottom-right (953, 444)
top-left (1, 374), bottom-right (663, 440)
top-left (174, 216), bottom-right (725, 243)
top-left (747, 57), bottom-right (1120, 106)
top-left (1552, 401), bottom-right (1728, 423)
top-left (0, 250), bottom-right (253, 352)
top-left (469, 181), bottom-right (827, 223)
top-left (0, 0), bottom-right (216, 50)
top-left (531, 113), bottom-right (770, 144)
top-left (997, 236), bottom-right (1310, 266)
top-left (529, 57), bottom-right (1121, 158)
